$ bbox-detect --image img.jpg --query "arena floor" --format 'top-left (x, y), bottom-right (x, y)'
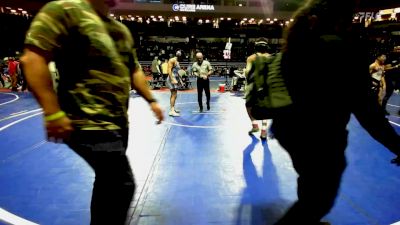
top-left (0, 78), bottom-right (399, 225)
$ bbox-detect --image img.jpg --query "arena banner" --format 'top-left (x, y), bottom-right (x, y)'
top-left (172, 4), bottom-right (215, 12)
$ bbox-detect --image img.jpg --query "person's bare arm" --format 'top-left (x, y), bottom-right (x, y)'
top-left (132, 67), bottom-right (155, 102)
top-left (21, 50), bottom-right (61, 115)
top-left (385, 63), bottom-right (400, 71)
top-left (369, 64), bottom-right (375, 74)
top-left (131, 67), bottom-right (164, 123)
top-left (168, 58), bottom-right (177, 84)
top-left (244, 55), bottom-right (255, 77)
top-left (21, 49), bottom-right (73, 140)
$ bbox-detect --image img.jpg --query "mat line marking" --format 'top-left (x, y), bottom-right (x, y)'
top-left (0, 208), bottom-right (39, 225)
top-left (389, 121), bottom-right (400, 127)
top-left (0, 109), bottom-right (42, 122)
top-left (128, 127), bottom-right (171, 225)
top-left (0, 113), bottom-right (44, 224)
top-left (10, 110), bottom-right (28, 116)
top-left (388, 104), bottom-right (399, 108)
top-left (0, 93), bottom-right (19, 106)
top-left (0, 112), bottom-right (42, 132)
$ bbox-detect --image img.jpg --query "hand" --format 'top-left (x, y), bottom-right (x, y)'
top-left (391, 156), bottom-right (400, 166)
top-left (150, 102), bottom-right (164, 124)
top-left (171, 78), bottom-right (178, 84)
top-left (45, 115), bottom-right (74, 142)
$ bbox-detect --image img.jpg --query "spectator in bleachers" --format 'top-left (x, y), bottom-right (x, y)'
top-left (0, 60), bottom-right (5, 88)
top-left (151, 56), bottom-right (161, 80)
top-left (161, 57), bottom-right (169, 81)
top-left (8, 57), bottom-right (19, 91)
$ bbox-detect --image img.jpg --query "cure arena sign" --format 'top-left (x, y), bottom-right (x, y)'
top-left (172, 4), bottom-right (215, 12)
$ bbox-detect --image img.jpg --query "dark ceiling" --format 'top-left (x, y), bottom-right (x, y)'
top-left (277, 0), bottom-right (400, 11)
top-left (1, 0), bottom-right (400, 12)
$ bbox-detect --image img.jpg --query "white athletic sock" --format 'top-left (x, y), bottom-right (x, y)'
top-left (261, 120), bottom-right (267, 130)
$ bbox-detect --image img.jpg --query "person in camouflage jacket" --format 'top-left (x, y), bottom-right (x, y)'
top-left (21, 0), bottom-right (164, 224)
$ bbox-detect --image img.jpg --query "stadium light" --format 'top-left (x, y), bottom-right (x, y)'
top-left (227, 18), bottom-right (231, 21)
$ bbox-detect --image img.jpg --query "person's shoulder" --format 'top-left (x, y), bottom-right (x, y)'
top-left (42, 0), bottom-right (83, 12)
top-left (260, 53), bottom-right (271, 58)
top-left (112, 19), bottom-right (131, 34)
top-left (247, 54), bottom-right (256, 62)
top-left (35, 0), bottom-right (86, 23)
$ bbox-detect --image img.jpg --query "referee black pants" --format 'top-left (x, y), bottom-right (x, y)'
top-left (197, 78), bottom-right (210, 110)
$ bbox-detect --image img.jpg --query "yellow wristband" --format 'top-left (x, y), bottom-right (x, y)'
top-left (45, 111), bottom-right (66, 121)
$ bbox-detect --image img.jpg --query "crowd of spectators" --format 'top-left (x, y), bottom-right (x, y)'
top-left (0, 12), bottom-right (399, 80)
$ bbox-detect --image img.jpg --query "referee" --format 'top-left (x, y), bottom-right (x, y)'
top-left (192, 52), bottom-right (213, 112)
